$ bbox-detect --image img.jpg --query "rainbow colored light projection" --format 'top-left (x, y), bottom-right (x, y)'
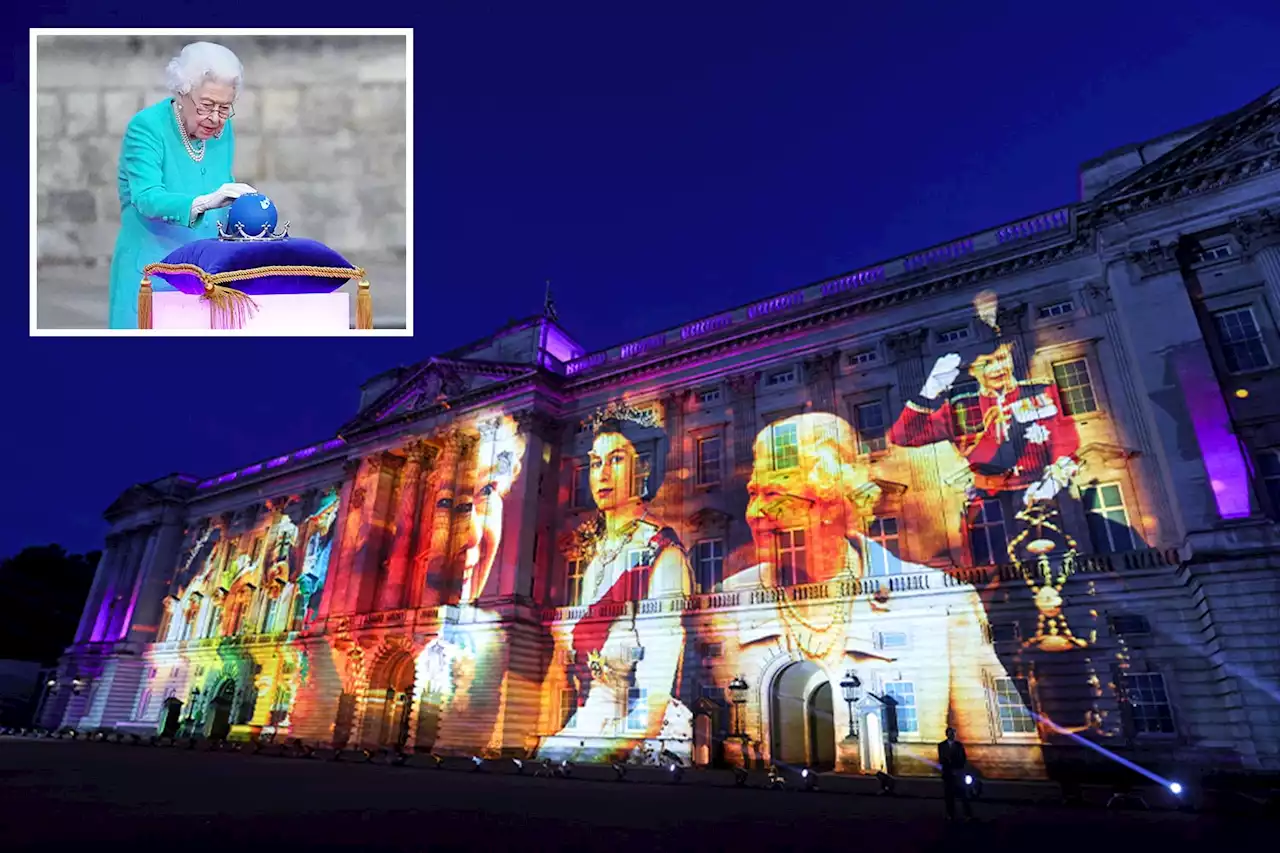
top-left (130, 292), bottom-right (1179, 779)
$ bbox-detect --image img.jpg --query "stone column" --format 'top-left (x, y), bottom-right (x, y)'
top-left (1081, 280), bottom-right (1178, 543)
top-left (413, 431), bottom-right (466, 610)
top-left (92, 530), bottom-right (145, 642)
top-left (316, 462), bottom-right (361, 623)
top-left (348, 454), bottom-right (400, 614)
top-left (74, 535), bottom-right (121, 644)
top-left (803, 350), bottom-right (841, 414)
top-left (489, 410), bottom-right (561, 601)
top-left (885, 329), bottom-right (948, 562)
top-left (660, 390), bottom-right (689, 534)
top-left (727, 371), bottom-right (760, 476)
top-left (112, 524), bottom-right (160, 642)
top-left (1235, 209), bottom-right (1280, 319)
top-left (377, 441), bottom-right (432, 612)
top-left (1111, 243), bottom-right (1258, 529)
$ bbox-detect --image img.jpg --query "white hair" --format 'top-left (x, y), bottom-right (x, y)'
top-left (164, 42), bottom-right (244, 97)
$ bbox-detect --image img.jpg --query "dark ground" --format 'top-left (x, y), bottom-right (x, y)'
top-left (0, 739), bottom-right (1268, 852)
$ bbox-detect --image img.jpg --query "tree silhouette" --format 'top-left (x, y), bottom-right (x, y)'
top-left (0, 545), bottom-right (98, 664)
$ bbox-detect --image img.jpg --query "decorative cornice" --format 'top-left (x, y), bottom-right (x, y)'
top-left (1231, 207), bottom-right (1280, 257)
top-left (803, 350), bottom-right (841, 381)
top-left (885, 328), bottom-right (927, 358)
top-left (726, 371), bottom-right (760, 398)
top-left (1127, 238), bottom-right (1185, 279)
top-left (514, 408), bottom-right (564, 441)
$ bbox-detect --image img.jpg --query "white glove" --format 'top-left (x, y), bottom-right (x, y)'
top-left (190, 183), bottom-right (259, 222)
top-left (921, 353), bottom-right (963, 399)
top-left (1023, 457), bottom-right (1079, 506)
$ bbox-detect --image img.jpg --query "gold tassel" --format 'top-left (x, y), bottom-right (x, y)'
top-left (138, 277), bottom-right (153, 329)
top-left (356, 279), bottom-right (373, 329)
top-left (201, 282), bottom-right (259, 330)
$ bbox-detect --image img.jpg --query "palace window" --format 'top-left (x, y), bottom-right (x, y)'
top-left (1038, 299), bottom-right (1075, 319)
top-left (937, 327), bottom-right (970, 344)
top-left (1195, 244), bottom-right (1232, 263)
top-left (776, 528), bottom-right (807, 587)
top-left (864, 517), bottom-right (901, 577)
top-left (884, 681), bottom-right (919, 735)
top-left (847, 350), bottom-right (878, 366)
top-left (950, 378), bottom-right (984, 435)
top-left (1111, 614), bottom-right (1151, 636)
top-left (993, 676), bottom-right (1036, 734)
top-left (854, 401), bottom-right (887, 454)
top-left (627, 549), bottom-right (648, 600)
top-left (969, 498), bottom-right (1008, 565)
top-left (572, 464), bottom-right (591, 508)
top-left (625, 687), bottom-right (649, 732)
top-left (771, 422), bottom-right (800, 470)
top-left (695, 539), bottom-right (725, 594)
top-left (632, 451), bottom-right (652, 499)
top-left (875, 631), bottom-right (910, 650)
top-left (1082, 484), bottom-right (1135, 553)
top-left (699, 683), bottom-right (724, 704)
top-left (697, 387), bottom-right (722, 405)
top-left (765, 367), bottom-right (797, 387)
top-left (990, 622), bottom-right (1020, 643)
top-left (1121, 672), bottom-right (1175, 735)
top-left (566, 559), bottom-right (585, 606)
top-left (1052, 358), bottom-right (1099, 415)
top-left (560, 688), bottom-right (578, 729)
top-left (1258, 450), bottom-right (1280, 519)
top-left (700, 642), bottom-right (724, 659)
top-left (696, 435), bottom-right (723, 486)
top-left (1214, 306), bottom-right (1271, 373)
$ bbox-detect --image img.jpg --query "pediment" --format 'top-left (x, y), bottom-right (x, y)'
top-left (1095, 88), bottom-right (1280, 206)
top-left (688, 507), bottom-right (734, 531)
top-left (104, 483), bottom-right (165, 519)
top-left (341, 357), bottom-right (534, 434)
top-left (1076, 442), bottom-right (1140, 473)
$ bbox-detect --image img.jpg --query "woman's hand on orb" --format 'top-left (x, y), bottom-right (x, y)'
top-left (220, 182), bottom-right (258, 199)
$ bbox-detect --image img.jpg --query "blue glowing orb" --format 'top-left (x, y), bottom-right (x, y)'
top-left (227, 193), bottom-right (279, 237)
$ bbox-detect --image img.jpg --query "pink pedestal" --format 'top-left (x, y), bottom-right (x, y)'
top-left (150, 292), bottom-right (351, 332)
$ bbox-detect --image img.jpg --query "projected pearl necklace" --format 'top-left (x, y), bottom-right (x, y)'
top-left (776, 557), bottom-right (858, 661)
top-left (590, 512), bottom-right (652, 596)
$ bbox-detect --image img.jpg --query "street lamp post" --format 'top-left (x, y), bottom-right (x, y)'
top-left (839, 672), bottom-right (861, 740)
top-left (728, 676), bottom-right (749, 738)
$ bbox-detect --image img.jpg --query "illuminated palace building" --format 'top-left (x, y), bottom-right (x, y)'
top-left (49, 88), bottom-right (1280, 783)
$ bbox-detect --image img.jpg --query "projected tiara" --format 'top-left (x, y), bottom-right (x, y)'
top-left (217, 219), bottom-right (292, 241)
top-left (583, 400), bottom-right (662, 432)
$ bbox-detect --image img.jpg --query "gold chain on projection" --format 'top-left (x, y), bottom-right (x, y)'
top-left (776, 560), bottom-right (857, 661)
top-left (1008, 503), bottom-right (1087, 653)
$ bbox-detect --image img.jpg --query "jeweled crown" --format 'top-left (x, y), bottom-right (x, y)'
top-left (217, 219), bottom-right (292, 241)
top-left (583, 400), bottom-right (662, 432)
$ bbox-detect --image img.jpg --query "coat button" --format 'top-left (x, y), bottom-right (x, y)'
top-left (201, 167), bottom-right (207, 175)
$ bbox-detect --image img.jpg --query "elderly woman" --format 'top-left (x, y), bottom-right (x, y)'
top-left (107, 41), bottom-right (257, 328)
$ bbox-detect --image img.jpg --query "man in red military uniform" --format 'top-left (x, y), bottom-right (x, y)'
top-left (888, 341), bottom-right (1080, 507)
top-left (889, 307), bottom-right (1090, 654)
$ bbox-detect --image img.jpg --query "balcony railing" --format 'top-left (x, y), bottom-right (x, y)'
top-left (540, 546), bottom-right (1181, 624)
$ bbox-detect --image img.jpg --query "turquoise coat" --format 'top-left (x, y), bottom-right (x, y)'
top-left (108, 99), bottom-right (237, 329)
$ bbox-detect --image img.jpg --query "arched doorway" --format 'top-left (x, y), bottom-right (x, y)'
top-left (361, 650), bottom-right (416, 749)
top-left (770, 661), bottom-right (835, 770)
top-left (159, 698), bottom-right (182, 738)
top-left (208, 681), bottom-right (236, 741)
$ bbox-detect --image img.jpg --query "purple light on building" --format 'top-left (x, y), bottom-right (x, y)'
top-left (1176, 351), bottom-right (1253, 519)
top-left (996, 208), bottom-right (1071, 244)
top-left (214, 472), bottom-right (239, 485)
top-left (197, 479), bottom-right (215, 489)
top-left (821, 267), bottom-right (886, 297)
top-left (681, 312), bottom-right (733, 340)
top-left (265, 455), bottom-right (291, 469)
top-left (904, 239), bottom-right (975, 272)
top-left (566, 351), bottom-right (608, 376)
top-left (747, 291), bottom-right (804, 320)
top-left (242, 463), bottom-right (264, 476)
top-left (295, 446), bottom-right (319, 460)
top-left (322, 438), bottom-right (347, 451)
top-left (620, 333), bottom-right (667, 360)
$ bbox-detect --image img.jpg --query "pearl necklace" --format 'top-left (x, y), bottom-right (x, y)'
top-left (172, 100), bottom-right (206, 163)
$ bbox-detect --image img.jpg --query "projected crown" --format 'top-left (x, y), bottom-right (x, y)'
top-left (584, 400), bottom-right (662, 432)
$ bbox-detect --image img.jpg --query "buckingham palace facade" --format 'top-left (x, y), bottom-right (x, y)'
top-left (43, 86), bottom-right (1280, 784)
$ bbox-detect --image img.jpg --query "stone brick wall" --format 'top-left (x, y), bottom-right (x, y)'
top-left (35, 34), bottom-right (408, 327)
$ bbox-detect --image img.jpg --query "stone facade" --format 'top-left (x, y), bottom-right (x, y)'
top-left (34, 34), bottom-right (408, 328)
top-left (47, 86), bottom-right (1280, 786)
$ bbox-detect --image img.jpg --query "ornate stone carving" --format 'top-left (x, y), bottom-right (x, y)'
top-left (1231, 208), bottom-right (1280, 256)
top-left (995, 302), bottom-right (1028, 334)
top-left (885, 329), bottom-right (927, 359)
top-left (1128, 238), bottom-right (1185, 278)
top-left (803, 350), bottom-right (841, 382)
top-left (726, 371), bottom-right (760, 398)
top-left (514, 408), bottom-right (564, 441)
top-left (350, 486), bottom-right (368, 511)
top-left (1083, 281), bottom-right (1113, 313)
top-left (400, 439), bottom-right (433, 464)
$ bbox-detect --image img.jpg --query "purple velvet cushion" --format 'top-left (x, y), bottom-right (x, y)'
top-left (145, 237), bottom-right (361, 295)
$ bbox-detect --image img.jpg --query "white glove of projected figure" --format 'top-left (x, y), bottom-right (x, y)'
top-left (921, 353), bottom-right (963, 400)
top-left (190, 182), bottom-right (259, 222)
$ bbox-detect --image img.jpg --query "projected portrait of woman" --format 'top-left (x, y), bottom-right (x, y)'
top-left (537, 401), bottom-right (694, 761)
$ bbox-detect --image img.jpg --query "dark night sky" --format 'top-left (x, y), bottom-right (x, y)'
top-left (4, 2), bottom-right (1280, 559)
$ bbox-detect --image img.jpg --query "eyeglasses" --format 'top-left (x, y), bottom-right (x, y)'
top-left (185, 95), bottom-right (235, 120)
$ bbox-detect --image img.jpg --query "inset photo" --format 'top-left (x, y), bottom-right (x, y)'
top-left (31, 28), bottom-right (412, 335)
